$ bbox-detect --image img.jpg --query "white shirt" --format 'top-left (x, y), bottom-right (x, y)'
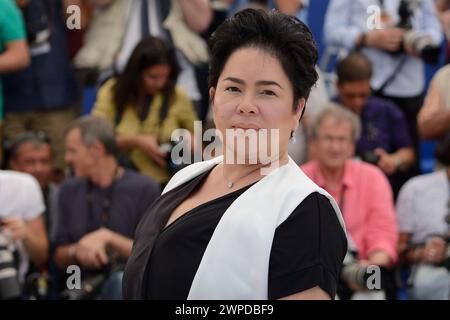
top-left (324, 0), bottom-right (443, 97)
top-left (396, 170), bottom-right (449, 244)
top-left (0, 170), bottom-right (45, 221)
top-left (0, 170), bottom-right (45, 281)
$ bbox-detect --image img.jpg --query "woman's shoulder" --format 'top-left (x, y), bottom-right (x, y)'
top-left (98, 78), bottom-right (118, 94)
top-left (171, 86), bottom-right (193, 105)
top-left (276, 191), bottom-right (346, 247)
top-left (163, 157), bottom-right (223, 194)
top-left (269, 191), bottom-right (347, 299)
top-left (282, 192), bottom-right (336, 226)
top-left (173, 85), bottom-right (189, 98)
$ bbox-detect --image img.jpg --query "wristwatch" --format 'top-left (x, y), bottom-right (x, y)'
top-left (394, 156), bottom-right (403, 170)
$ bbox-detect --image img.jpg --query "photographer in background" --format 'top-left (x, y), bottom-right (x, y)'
top-left (436, 0), bottom-right (450, 63)
top-left (396, 130), bottom-right (450, 300)
top-left (92, 36), bottom-right (198, 187)
top-left (53, 116), bottom-right (160, 299)
top-left (8, 132), bottom-right (60, 299)
top-left (8, 132), bottom-right (59, 236)
top-left (334, 53), bottom-right (415, 198)
top-left (2, 0), bottom-right (79, 177)
top-left (0, 170), bottom-right (48, 300)
top-left (302, 107), bottom-right (398, 299)
top-left (0, 0), bottom-right (30, 167)
top-left (324, 0), bottom-right (443, 173)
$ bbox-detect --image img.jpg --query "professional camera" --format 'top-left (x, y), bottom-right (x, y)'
top-left (391, 0), bottom-right (441, 65)
top-left (60, 268), bottom-right (111, 300)
top-left (60, 251), bottom-right (126, 300)
top-left (0, 231), bottom-right (21, 300)
top-left (159, 140), bottom-right (189, 175)
top-left (361, 151), bottom-right (381, 166)
top-left (338, 250), bottom-right (387, 299)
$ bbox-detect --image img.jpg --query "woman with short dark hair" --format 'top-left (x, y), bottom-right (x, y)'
top-left (123, 9), bottom-right (347, 300)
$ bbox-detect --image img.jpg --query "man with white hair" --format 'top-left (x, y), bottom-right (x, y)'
top-left (302, 106), bottom-right (398, 299)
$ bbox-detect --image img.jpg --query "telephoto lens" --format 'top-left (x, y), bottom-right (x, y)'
top-left (0, 232), bottom-right (22, 300)
top-left (362, 151), bottom-right (381, 166)
top-left (338, 250), bottom-right (386, 300)
top-left (390, 0), bottom-right (441, 65)
top-left (341, 263), bottom-right (375, 289)
top-left (60, 272), bottom-right (108, 300)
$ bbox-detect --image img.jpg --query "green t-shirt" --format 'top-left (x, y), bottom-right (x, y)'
top-left (0, 0), bottom-right (27, 120)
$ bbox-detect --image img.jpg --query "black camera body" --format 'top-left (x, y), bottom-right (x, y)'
top-left (0, 231), bottom-right (22, 300)
top-left (391, 0), bottom-right (441, 65)
top-left (442, 235), bottom-right (450, 272)
top-left (338, 250), bottom-right (388, 299)
top-left (60, 269), bottom-right (110, 300)
top-left (361, 151), bottom-right (381, 165)
top-left (60, 251), bottom-right (126, 300)
top-left (159, 141), bottom-right (189, 175)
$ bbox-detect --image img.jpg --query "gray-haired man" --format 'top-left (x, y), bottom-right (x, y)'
top-left (53, 116), bottom-right (160, 299)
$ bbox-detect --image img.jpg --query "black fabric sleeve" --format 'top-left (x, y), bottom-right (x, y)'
top-left (268, 192), bottom-right (347, 300)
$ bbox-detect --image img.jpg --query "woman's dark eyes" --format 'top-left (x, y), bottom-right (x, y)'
top-left (261, 90), bottom-right (276, 96)
top-left (224, 87), bottom-right (276, 96)
top-left (225, 86), bottom-right (240, 92)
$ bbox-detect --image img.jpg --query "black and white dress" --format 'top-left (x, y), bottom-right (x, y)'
top-left (123, 157), bottom-right (347, 300)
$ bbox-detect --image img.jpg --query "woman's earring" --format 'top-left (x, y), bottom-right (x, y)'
top-left (290, 130), bottom-right (296, 143)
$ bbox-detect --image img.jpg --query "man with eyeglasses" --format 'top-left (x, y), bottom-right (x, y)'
top-left (53, 116), bottom-right (160, 299)
top-left (334, 52), bottom-right (415, 198)
top-left (302, 106), bottom-right (399, 299)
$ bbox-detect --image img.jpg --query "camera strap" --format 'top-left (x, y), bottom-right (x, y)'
top-left (373, 55), bottom-right (407, 96)
top-left (86, 166), bottom-right (121, 231)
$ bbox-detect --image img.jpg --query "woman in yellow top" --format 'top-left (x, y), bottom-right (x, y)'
top-left (92, 37), bottom-right (198, 185)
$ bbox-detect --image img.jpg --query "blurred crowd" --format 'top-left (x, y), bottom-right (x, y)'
top-left (0, 0), bottom-right (449, 300)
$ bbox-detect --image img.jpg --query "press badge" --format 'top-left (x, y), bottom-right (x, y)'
top-left (30, 42), bottom-right (51, 56)
top-left (29, 29), bottom-right (52, 57)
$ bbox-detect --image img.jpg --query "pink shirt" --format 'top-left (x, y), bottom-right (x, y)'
top-left (301, 160), bottom-right (398, 263)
